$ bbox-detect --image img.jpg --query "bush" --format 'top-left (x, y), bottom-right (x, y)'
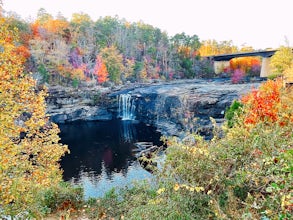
top-left (231, 68), bottom-right (244, 84)
top-left (84, 182), bottom-right (159, 220)
top-left (72, 77), bottom-right (79, 88)
top-left (32, 182), bottom-right (83, 217)
top-left (224, 100), bottom-right (243, 128)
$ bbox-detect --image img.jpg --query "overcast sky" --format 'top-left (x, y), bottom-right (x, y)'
top-left (3, 0), bottom-right (293, 49)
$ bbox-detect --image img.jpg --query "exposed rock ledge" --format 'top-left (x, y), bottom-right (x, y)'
top-left (46, 86), bottom-right (113, 123)
top-left (46, 79), bottom-right (261, 137)
top-left (111, 79), bottom-right (261, 137)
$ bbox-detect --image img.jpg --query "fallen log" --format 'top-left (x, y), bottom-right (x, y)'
top-left (135, 145), bottom-right (158, 158)
top-left (134, 142), bottom-right (153, 151)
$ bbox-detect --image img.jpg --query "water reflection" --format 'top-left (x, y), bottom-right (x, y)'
top-left (59, 120), bottom-right (161, 198)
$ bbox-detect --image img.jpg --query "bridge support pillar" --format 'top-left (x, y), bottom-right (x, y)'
top-left (260, 57), bottom-right (272, 77)
top-left (214, 61), bottom-right (230, 74)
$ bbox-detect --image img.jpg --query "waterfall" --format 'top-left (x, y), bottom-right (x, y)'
top-left (118, 94), bottom-right (136, 120)
top-left (120, 120), bottom-right (136, 142)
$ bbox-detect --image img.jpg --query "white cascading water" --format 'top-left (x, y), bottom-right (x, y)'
top-left (118, 94), bottom-right (136, 120)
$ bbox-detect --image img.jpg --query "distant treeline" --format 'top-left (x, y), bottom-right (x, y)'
top-left (4, 8), bottom-right (260, 86)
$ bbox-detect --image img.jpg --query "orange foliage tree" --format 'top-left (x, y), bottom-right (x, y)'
top-left (31, 9), bottom-right (69, 39)
top-left (94, 55), bottom-right (109, 84)
top-left (230, 57), bottom-right (261, 75)
top-left (13, 45), bottom-right (30, 61)
top-left (30, 16), bottom-right (72, 84)
top-left (0, 17), bottom-right (68, 216)
top-left (42, 19), bottom-right (68, 35)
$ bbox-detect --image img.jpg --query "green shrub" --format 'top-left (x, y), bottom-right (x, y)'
top-left (32, 182), bottom-right (83, 217)
top-left (224, 100), bottom-right (243, 128)
top-left (38, 64), bottom-right (49, 83)
top-left (267, 72), bottom-right (282, 80)
top-left (72, 78), bottom-right (79, 88)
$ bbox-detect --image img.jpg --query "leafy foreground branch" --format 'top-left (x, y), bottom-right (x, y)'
top-left (79, 80), bottom-right (292, 220)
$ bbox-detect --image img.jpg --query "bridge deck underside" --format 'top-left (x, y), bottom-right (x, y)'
top-left (210, 50), bottom-right (277, 61)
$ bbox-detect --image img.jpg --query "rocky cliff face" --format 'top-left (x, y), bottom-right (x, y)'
top-left (47, 79), bottom-right (261, 137)
top-left (116, 79), bottom-right (260, 137)
top-left (46, 86), bottom-right (114, 123)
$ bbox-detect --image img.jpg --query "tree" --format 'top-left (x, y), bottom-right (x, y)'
top-left (94, 55), bottom-right (109, 84)
top-left (37, 8), bottom-right (53, 24)
top-left (100, 46), bottom-right (124, 84)
top-left (123, 57), bottom-right (135, 81)
top-left (70, 14), bottom-right (96, 75)
top-left (198, 39), bottom-right (238, 56)
top-left (270, 46), bottom-right (293, 74)
top-left (42, 18), bottom-right (69, 36)
top-left (94, 16), bottom-right (120, 48)
top-left (230, 57), bottom-right (261, 76)
top-left (283, 62), bottom-right (293, 83)
top-left (171, 32), bottom-right (201, 58)
top-left (5, 12), bottom-right (32, 46)
top-left (29, 15), bottom-right (72, 84)
top-left (170, 33), bottom-right (201, 78)
top-left (0, 0), bottom-right (2, 16)
top-left (71, 12), bottom-right (92, 25)
top-left (0, 17), bottom-right (68, 216)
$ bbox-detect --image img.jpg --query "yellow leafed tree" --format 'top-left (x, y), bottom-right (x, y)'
top-left (0, 17), bottom-right (68, 215)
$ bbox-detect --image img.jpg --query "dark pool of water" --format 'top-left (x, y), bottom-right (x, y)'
top-left (58, 120), bottom-right (162, 198)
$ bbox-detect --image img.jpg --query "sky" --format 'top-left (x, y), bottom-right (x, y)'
top-left (3, 0), bottom-right (293, 50)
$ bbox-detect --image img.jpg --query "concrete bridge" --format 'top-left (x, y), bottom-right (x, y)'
top-left (206, 50), bottom-right (278, 77)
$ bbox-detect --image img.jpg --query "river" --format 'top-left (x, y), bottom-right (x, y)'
top-left (59, 119), bottom-right (162, 198)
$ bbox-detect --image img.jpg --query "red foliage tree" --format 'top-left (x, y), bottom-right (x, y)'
top-left (241, 79), bottom-right (284, 125)
top-left (30, 21), bottom-right (41, 38)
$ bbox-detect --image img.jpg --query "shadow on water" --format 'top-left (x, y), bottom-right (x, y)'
top-left (58, 119), bottom-right (162, 198)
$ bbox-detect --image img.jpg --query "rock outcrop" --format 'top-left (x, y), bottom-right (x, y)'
top-left (46, 86), bottom-right (113, 123)
top-left (112, 79), bottom-right (261, 137)
top-left (47, 79), bottom-right (261, 137)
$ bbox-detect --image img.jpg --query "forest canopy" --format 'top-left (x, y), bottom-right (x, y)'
top-left (2, 8), bottom-right (265, 86)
